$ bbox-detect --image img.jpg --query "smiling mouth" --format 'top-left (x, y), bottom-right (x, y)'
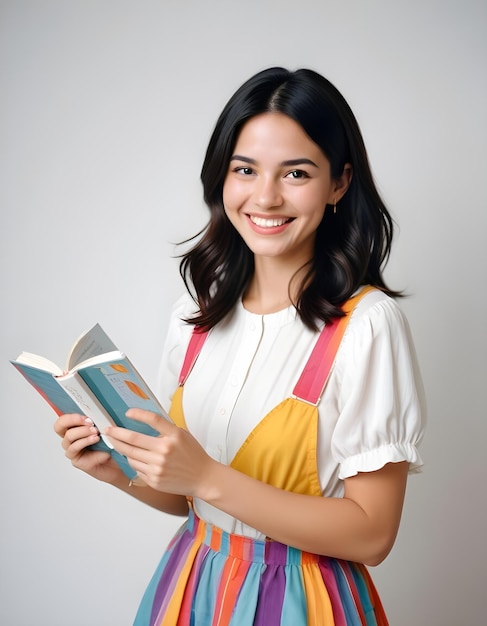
top-left (248, 215), bottom-right (294, 228)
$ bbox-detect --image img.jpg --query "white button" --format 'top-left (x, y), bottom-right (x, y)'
top-left (220, 408), bottom-right (226, 415)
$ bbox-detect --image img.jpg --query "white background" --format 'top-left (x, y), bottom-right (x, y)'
top-left (1, 1), bottom-right (486, 624)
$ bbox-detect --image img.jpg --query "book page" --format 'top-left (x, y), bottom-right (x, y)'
top-left (56, 372), bottom-right (116, 447)
top-left (13, 352), bottom-right (63, 375)
top-left (67, 324), bottom-right (118, 370)
top-left (11, 362), bottom-right (85, 416)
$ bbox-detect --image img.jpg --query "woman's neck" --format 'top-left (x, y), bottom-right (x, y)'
top-left (242, 257), bottom-right (309, 314)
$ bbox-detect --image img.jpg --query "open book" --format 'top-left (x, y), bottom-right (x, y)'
top-left (11, 323), bottom-right (171, 478)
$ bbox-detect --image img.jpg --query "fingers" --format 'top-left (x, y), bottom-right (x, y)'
top-left (54, 413), bottom-right (89, 438)
top-left (104, 409), bottom-right (179, 460)
top-left (104, 416), bottom-right (177, 478)
top-left (64, 431), bottom-right (101, 460)
top-left (54, 414), bottom-right (101, 458)
top-left (103, 427), bottom-right (157, 464)
top-left (63, 422), bottom-right (98, 448)
top-left (125, 408), bottom-right (175, 436)
top-left (102, 430), bottom-right (156, 486)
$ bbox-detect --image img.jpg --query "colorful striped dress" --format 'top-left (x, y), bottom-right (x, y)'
top-left (134, 288), bottom-right (389, 625)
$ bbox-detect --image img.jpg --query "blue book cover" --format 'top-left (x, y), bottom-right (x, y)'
top-left (11, 325), bottom-right (171, 479)
top-left (76, 354), bottom-right (162, 436)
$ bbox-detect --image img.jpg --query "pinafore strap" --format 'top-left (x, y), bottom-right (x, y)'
top-left (178, 286), bottom-right (375, 402)
top-left (293, 285), bottom-right (375, 404)
top-left (178, 326), bottom-right (209, 386)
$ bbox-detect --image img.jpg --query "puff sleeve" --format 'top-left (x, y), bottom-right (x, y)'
top-left (331, 295), bottom-right (426, 479)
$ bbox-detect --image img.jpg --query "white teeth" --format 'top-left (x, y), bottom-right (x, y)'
top-left (250, 215), bottom-right (289, 228)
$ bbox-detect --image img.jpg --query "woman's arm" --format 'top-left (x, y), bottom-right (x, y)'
top-left (106, 409), bottom-right (409, 566)
top-left (202, 457), bottom-right (408, 566)
top-left (111, 473), bottom-right (189, 516)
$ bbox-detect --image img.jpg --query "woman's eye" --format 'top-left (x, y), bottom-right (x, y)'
top-left (235, 166), bottom-right (254, 175)
top-left (286, 169), bottom-right (309, 179)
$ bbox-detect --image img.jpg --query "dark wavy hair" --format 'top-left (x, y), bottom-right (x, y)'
top-left (180, 67), bottom-right (400, 330)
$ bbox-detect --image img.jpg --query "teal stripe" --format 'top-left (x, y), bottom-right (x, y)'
top-left (191, 548), bottom-right (225, 622)
top-left (330, 560), bottom-right (362, 626)
top-left (229, 563), bottom-right (262, 624)
top-left (280, 563), bottom-right (307, 625)
top-left (350, 563), bottom-right (378, 626)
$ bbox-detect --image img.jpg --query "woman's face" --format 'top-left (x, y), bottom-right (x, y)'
top-left (223, 112), bottom-right (347, 267)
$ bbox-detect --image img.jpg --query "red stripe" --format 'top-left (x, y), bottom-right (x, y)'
top-left (212, 543), bottom-right (252, 626)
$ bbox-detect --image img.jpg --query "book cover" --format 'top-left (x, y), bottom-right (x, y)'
top-left (11, 325), bottom-right (171, 479)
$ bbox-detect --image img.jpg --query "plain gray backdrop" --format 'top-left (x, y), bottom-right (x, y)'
top-left (1, 1), bottom-right (486, 624)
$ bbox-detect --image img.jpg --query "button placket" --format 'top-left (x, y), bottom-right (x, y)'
top-left (210, 314), bottom-right (264, 463)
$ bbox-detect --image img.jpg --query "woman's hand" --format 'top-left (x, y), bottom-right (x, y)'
top-left (54, 413), bottom-right (124, 485)
top-left (104, 409), bottom-right (217, 496)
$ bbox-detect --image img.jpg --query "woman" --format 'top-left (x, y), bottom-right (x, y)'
top-left (56, 67), bottom-right (425, 625)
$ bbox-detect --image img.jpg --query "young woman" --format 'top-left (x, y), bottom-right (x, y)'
top-left (56, 67), bottom-right (426, 625)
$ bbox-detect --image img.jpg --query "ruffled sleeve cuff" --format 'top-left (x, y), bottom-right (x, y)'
top-left (338, 442), bottom-right (424, 480)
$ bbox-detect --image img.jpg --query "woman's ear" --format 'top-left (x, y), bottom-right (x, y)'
top-left (333, 163), bottom-right (353, 202)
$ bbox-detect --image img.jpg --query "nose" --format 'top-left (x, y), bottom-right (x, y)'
top-left (254, 175), bottom-right (283, 210)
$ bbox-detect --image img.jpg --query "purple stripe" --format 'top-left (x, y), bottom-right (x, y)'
top-left (254, 542), bottom-right (288, 626)
top-left (150, 526), bottom-right (195, 625)
top-left (177, 542), bottom-right (211, 621)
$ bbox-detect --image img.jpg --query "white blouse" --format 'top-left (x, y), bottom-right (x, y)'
top-left (157, 288), bottom-right (426, 538)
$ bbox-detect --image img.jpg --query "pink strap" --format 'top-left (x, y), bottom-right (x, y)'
top-left (178, 327), bottom-right (209, 386)
top-left (293, 286), bottom-right (375, 404)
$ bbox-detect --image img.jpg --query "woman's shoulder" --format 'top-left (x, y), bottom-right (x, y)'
top-left (339, 287), bottom-right (415, 356)
top-left (163, 292), bottom-right (200, 352)
top-left (348, 287), bottom-right (408, 330)
top-left (170, 291), bottom-right (200, 319)
top-left (171, 291), bottom-right (198, 315)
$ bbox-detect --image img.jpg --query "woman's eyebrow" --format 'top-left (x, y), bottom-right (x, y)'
top-left (230, 155), bottom-right (256, 164)
top-left (230, 155), bottom-right (318, 167)
top-left (281, 158), bottom-right (318, 168)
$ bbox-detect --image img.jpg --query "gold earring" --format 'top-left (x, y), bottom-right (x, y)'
top-left (333, 198), bottom-right (337, 214)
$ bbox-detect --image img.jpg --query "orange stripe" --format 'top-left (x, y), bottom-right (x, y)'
top-left (212, 557), bottom-right (252, 626)
top-left (161, 521), bottom-right (206, 625)
top-left (302, 561), bottom-right (335, 626)
top-left (210, 526), bottom-right (222, 552)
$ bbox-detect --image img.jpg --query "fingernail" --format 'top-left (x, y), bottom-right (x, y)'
top-left (84, 417), bottom-right (94, 425)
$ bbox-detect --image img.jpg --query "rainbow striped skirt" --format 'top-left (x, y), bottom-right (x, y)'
top-left (134, 510), bottom-right (388, 625)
